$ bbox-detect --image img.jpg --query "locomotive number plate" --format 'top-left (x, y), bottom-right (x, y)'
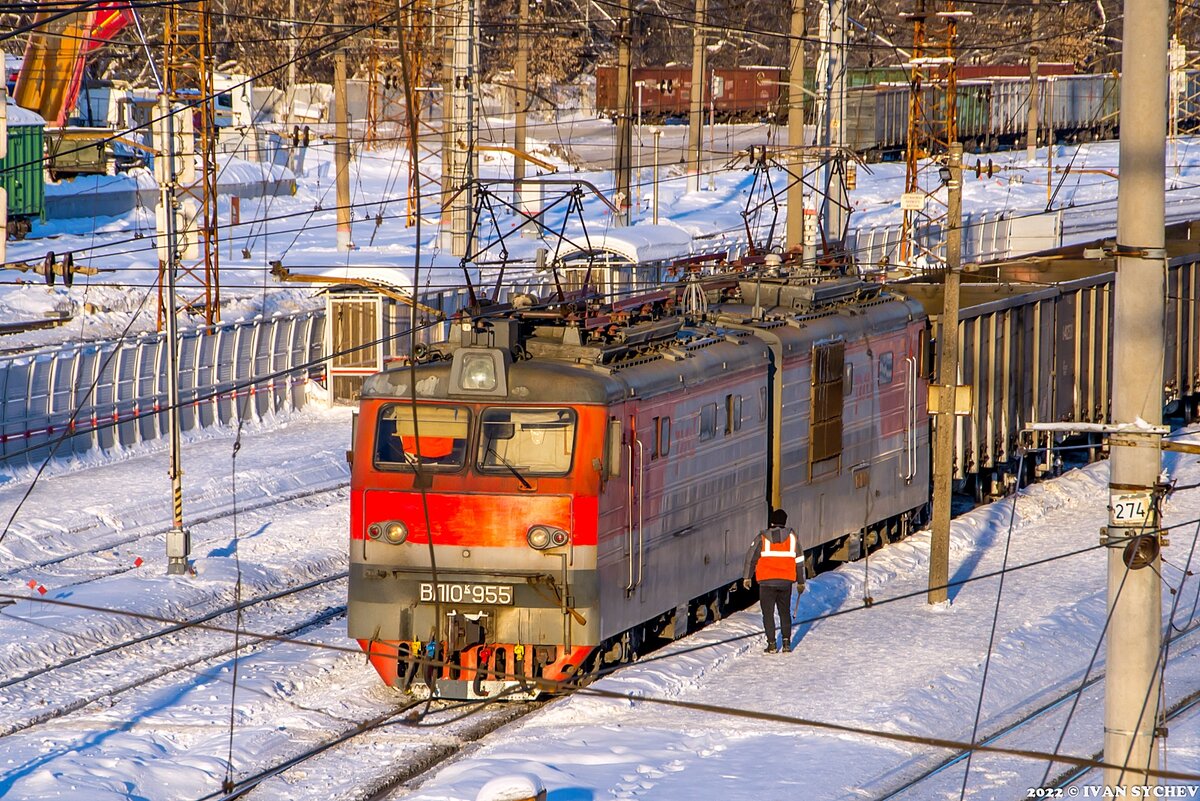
top-left (418, 582), bottom-right (514, 605)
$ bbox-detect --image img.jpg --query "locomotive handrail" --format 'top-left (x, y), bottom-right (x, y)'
top-left (636, 438), bottom-right (645, 589)
top-left (625, 440), bottom-right (635, 592)
top-left (904, 356), bottom-right (918, 482)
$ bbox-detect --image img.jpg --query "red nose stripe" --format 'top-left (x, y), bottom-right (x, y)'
top-left (362, 491), bottom-right (597, 546)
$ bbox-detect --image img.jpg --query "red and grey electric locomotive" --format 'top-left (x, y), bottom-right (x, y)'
top-left (348, 270), bottom-right (931, 698)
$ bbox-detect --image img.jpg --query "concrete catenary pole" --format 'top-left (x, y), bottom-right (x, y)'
top-left (928, 142), bottom-right (962, 605)
top-left (1104, 0), bottom-right (1168, 785)
top-left (613, 0), bottom-right (633, 225)
top-left (686, 0), bottom-right (707, 193)
top-left (155, 96), bottom-right (190, 576)
top-left (333, 4), bottom-right (353, 252)
top-left (785, 0), bottom-right (806, 254)
top-left (441, 0), bottom-right (476, 253)
top-left (1025, 0), bottom-right (1040, 163)
top-left (513, 0), bottom-right (528, 187)
top-left (287, 0), bottom-right (297, 124)
top-left (819, 0), bottom-right (849, 249)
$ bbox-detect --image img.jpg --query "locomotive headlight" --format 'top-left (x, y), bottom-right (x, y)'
top-left (526, 525), bottom-right (552, 550)
top-left (460, 352), bottom-right (497, 390)
top-left (527, 525), bottom-right (568, 550)
top-left (383, 521), bottom-right (409, 545)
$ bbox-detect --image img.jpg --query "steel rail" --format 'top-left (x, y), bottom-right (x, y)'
top-left (873, 614), bottom-right (1200, 800)
top-left (0, 595), bottom-right (347, 739)
top-left (0, 479), bottom-right (347, 580)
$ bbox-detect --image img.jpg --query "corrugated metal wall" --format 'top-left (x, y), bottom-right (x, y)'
top-left (0, 310), bottom-right (324, 469)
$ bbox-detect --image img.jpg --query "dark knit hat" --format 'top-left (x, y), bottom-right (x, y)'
top-left (769, 508), bottom-right (788, 527)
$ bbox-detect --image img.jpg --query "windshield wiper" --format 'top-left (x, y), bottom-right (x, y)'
top-left (486, 445), bottom-right (532, 489)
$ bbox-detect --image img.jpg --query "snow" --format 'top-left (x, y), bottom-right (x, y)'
top-left (475, 774), bottom-right (546, 801)
top-left (8, 110), bottom-right (1200, 355)
top-left (3, 113), bottom-right (1200, 799)
top-left (5, 100), bottom-right (45, 128)
top-left (0, 400), bottom-right (1197, 799)
top-left (555, 224), bottom-right (695, 263)
top-left (395, 445), bottom-right (1200, 801)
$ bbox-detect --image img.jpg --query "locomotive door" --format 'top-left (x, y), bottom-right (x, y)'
top-left (623, 414), bottom-right (645, 595)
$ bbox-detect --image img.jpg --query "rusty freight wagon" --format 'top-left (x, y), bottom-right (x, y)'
top-left (595, 65), bottom-right (786, 121)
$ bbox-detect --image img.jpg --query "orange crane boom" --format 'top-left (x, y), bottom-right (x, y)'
top-left (13, 3), bottom-right (132, 127)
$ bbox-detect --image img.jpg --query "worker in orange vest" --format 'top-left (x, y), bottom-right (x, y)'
top-left (742, 508), bottom-right (805, 653)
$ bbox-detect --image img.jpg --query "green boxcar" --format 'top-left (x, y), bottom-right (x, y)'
top-left (2, 105), bottom-right (47, 234)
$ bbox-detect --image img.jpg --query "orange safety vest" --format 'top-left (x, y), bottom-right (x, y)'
top-left (755, 529), bottom-right (799, 583)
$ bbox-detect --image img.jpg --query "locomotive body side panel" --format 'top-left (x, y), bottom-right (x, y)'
top-left (593, 336), bottom-right (771, 639)
top-left (721, 296), bottom-right (930, 553)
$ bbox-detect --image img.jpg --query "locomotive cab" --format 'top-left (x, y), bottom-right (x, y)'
top-left (349, 333), bottom-right (621, 699)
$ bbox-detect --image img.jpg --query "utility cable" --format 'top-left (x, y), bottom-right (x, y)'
top-left (1036, 512), bottom-right (1159, 785)
top-left (958, 450), bottom-right (1025, 799)
top-left (218, 305), bottom-right (264, 792)
top-left (11, 571), bottom-right (1200, 789)
top-left (0, 280), bottom-right (157, 549)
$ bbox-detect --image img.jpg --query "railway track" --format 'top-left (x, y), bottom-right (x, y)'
top-left (5, 583), bottom-right (545, 801)
top-left (872, 615), bottom-right (1200, 800)
top-left (1045, 684), bottom-right (1200, 792)
top-left (0, 478), bottom-right (348, 585)
top-left (0, 574), bottom-right (347, 739)
top-left (218, 694), bottom-right (546, 801)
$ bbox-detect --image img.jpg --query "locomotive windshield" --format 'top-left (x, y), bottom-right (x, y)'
top-left (477, 407), bottom-right (577, 476)
top-left (375, 404), bottom-right (470, 470)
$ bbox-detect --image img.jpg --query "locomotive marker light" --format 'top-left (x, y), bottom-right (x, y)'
top-left (367, 521), bottom-right (409, 544)
top-left (527, 525), bottom-right (552, 549)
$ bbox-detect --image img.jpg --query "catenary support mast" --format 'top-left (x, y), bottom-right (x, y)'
top-left (1104, 0), bottom-right (1168, 785)
top-left (686, 0), bottom-right (707, 194)
top-left (927, 142), bottom-right (962, 605)
top-left (785, 0), bottom-right (808, 256)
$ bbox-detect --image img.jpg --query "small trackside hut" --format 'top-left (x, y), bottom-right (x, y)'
top-left (347, 264), bottom-right (931, 700)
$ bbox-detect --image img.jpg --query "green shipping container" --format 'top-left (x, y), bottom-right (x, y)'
top-left (1, 105), bottom-right (47, 223)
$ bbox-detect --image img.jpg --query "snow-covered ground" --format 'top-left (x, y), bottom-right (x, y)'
top-left (10, 114), bottom-right (1200, 353)
top-left (395, 439), bottom-right (1200, 801)
top-left (1, 406), bottom-right (1199, 799)
top-left (4, 114), bottom-right (1200, 800)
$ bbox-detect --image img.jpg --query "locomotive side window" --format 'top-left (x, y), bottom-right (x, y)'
top-left (699, 403), bottom-right (717, 440)
top-left (878, 352), bottom-right (894, 385)
top-left (375, 404), bottom-right (470, 470)
top-left (477, 407), bottom-right (577, 476)
top-left (725, 394), bottom-right (743, 434)
top-left (652, 416), bottom-right (671, 459)
top-left (809, 340), bottom-right (846, 476)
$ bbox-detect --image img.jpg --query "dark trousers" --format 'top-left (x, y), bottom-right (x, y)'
top-left (759, 581), bottom-right (793, 646)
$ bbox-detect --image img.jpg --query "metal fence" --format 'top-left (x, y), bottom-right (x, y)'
top-left (0, 310), bottom-right (325, 469)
